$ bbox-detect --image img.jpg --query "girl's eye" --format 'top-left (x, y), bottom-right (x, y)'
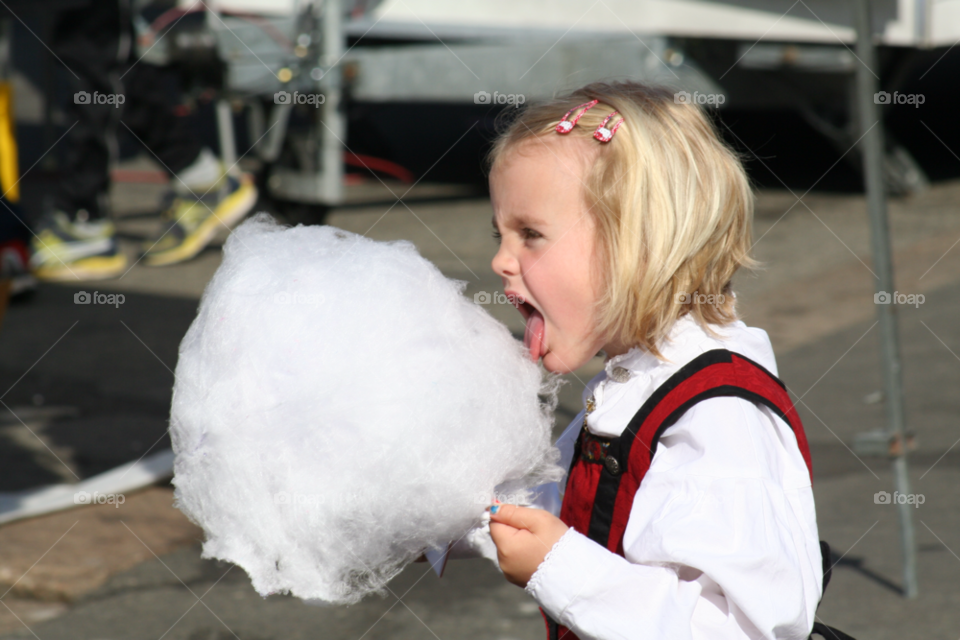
top-left (521, 227), bottom-right (542, 241)
top-left (491, 229), bottom-right (502, 243)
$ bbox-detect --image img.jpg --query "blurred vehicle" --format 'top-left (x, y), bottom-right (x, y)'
top-left (131, 0), bottom-right (960, 215)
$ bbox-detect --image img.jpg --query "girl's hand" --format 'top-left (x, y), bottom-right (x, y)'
top-left (488, 504), bottom-right (569, 587)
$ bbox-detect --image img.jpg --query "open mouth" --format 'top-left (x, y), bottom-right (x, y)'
top-left (507, 294), bottom-right (545, 362)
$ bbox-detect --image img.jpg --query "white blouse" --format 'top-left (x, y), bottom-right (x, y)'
top-left (522, 315), bottom-right (823, 640)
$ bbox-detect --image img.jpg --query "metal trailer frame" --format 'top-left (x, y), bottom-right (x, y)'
top-left (205, 0), bottom-right (949, 210)
top-left (209, 2), bottom-right (727, 209)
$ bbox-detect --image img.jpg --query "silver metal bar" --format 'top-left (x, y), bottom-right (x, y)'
top-left (247, 98), bottom-right (265, 158)
top-left (319, 0), bottom-right (344, 204)
top-left (216, 99), bottom-right (239, 176)
top-left (853, 0), bottom-right (918, 600)
top-left (261, 103), bottom-right (293, 163)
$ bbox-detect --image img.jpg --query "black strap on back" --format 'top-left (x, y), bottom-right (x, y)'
top-left (808, 541), bottom-right (856, 639)
top-left (810, 623), bottom-right (857, 640)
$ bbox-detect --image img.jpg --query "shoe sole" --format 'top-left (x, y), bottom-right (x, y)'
top-left (145, 178), bottom-right (259, 267)
top-left (34, 253), bottom-right (128, 282)
top-left (31, 236), bottom-right (114, 267)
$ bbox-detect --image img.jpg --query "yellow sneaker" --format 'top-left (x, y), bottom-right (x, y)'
top-left (143, 173), bottom-right (258, 267)
top-left (30, 212), bottom-right (128, 282)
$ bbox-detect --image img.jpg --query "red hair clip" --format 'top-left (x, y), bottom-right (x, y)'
top-left (593, 111), bottom-right (624, 142)
top-left (555, 99), bottom-right (599, 134)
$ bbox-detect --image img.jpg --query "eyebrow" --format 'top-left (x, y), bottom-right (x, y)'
top-left (492, 212), bottom-right (548, 231)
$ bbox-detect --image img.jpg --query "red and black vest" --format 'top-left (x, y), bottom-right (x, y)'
top-left (542, 349), bottom-right (814, 640)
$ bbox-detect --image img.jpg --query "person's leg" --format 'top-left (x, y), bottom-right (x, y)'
top-left (52, 0), bottom-right (126, 220)
top-left (120, 61), bottom-right (202, 178)
top-left (124, 71), bottom-right (258, 266)
top-left (118, 61), bottom-right (229, 201)
top-left (31, 0), bottom-right (129, 281)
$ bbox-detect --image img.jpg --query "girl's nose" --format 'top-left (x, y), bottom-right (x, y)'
top-left (491, 243), bottom-right (517, 279)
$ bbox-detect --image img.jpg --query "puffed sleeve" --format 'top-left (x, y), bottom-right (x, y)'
top-left (525, 397), bottom-right (822, 640)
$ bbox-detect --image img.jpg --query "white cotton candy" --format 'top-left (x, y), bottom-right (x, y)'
top-left (170, 214), bottom-right (562, 605)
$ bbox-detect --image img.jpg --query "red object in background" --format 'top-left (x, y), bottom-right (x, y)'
top-left (344, 152), bottom-right (415, 184)
top-left (110, 170), bottom-right (170, 184)
top-left (0, 238), bottom-right (29, 276)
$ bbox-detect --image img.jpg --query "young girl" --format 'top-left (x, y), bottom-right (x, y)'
top-left (482, 82), bottom-right (824, 640)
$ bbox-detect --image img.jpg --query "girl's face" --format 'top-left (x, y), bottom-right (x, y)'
top-left (490, 136), bottom-right (621, 374)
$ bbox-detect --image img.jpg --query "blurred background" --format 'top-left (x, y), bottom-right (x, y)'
top-left (0, 1), bottom-right (958, 638)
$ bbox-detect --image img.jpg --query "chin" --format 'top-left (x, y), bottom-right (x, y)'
top-left (542, 351), bottom-right (582, 375)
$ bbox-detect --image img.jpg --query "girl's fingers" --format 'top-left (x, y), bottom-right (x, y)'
top-left (489, 504), bottom-right (537, 530)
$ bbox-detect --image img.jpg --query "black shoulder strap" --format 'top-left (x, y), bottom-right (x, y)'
top-left (820, 540), bottom-right (833, 598)
top-left (810, 623), bottom-right (856, 640)
top-left (809, 541), bottom-right (856, 638)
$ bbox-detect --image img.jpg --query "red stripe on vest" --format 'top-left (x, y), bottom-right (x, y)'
top-left (547, 350), bottom-right (813, 640)
top-left (555, 450), bottom-right (602, 542)
top-left (607, 352), bottom-right (812, 554)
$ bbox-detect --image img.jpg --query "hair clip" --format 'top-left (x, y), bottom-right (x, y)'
top-left (555, 99), bottom-right (599, 134)
top-left (593, 111), bottom-right (624, 142)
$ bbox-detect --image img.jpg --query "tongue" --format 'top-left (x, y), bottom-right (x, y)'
top-left (523, 309), bottom-right (545, 362)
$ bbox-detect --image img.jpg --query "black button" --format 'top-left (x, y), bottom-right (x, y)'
top-left (604, 455), bottom-right (621, 475)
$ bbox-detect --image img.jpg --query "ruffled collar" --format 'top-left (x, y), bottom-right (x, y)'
top-left (601, 314), bottom-right (710, 381)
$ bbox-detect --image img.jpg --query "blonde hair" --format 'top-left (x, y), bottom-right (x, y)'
top-left (488, 81), bottom-right (756, 359)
